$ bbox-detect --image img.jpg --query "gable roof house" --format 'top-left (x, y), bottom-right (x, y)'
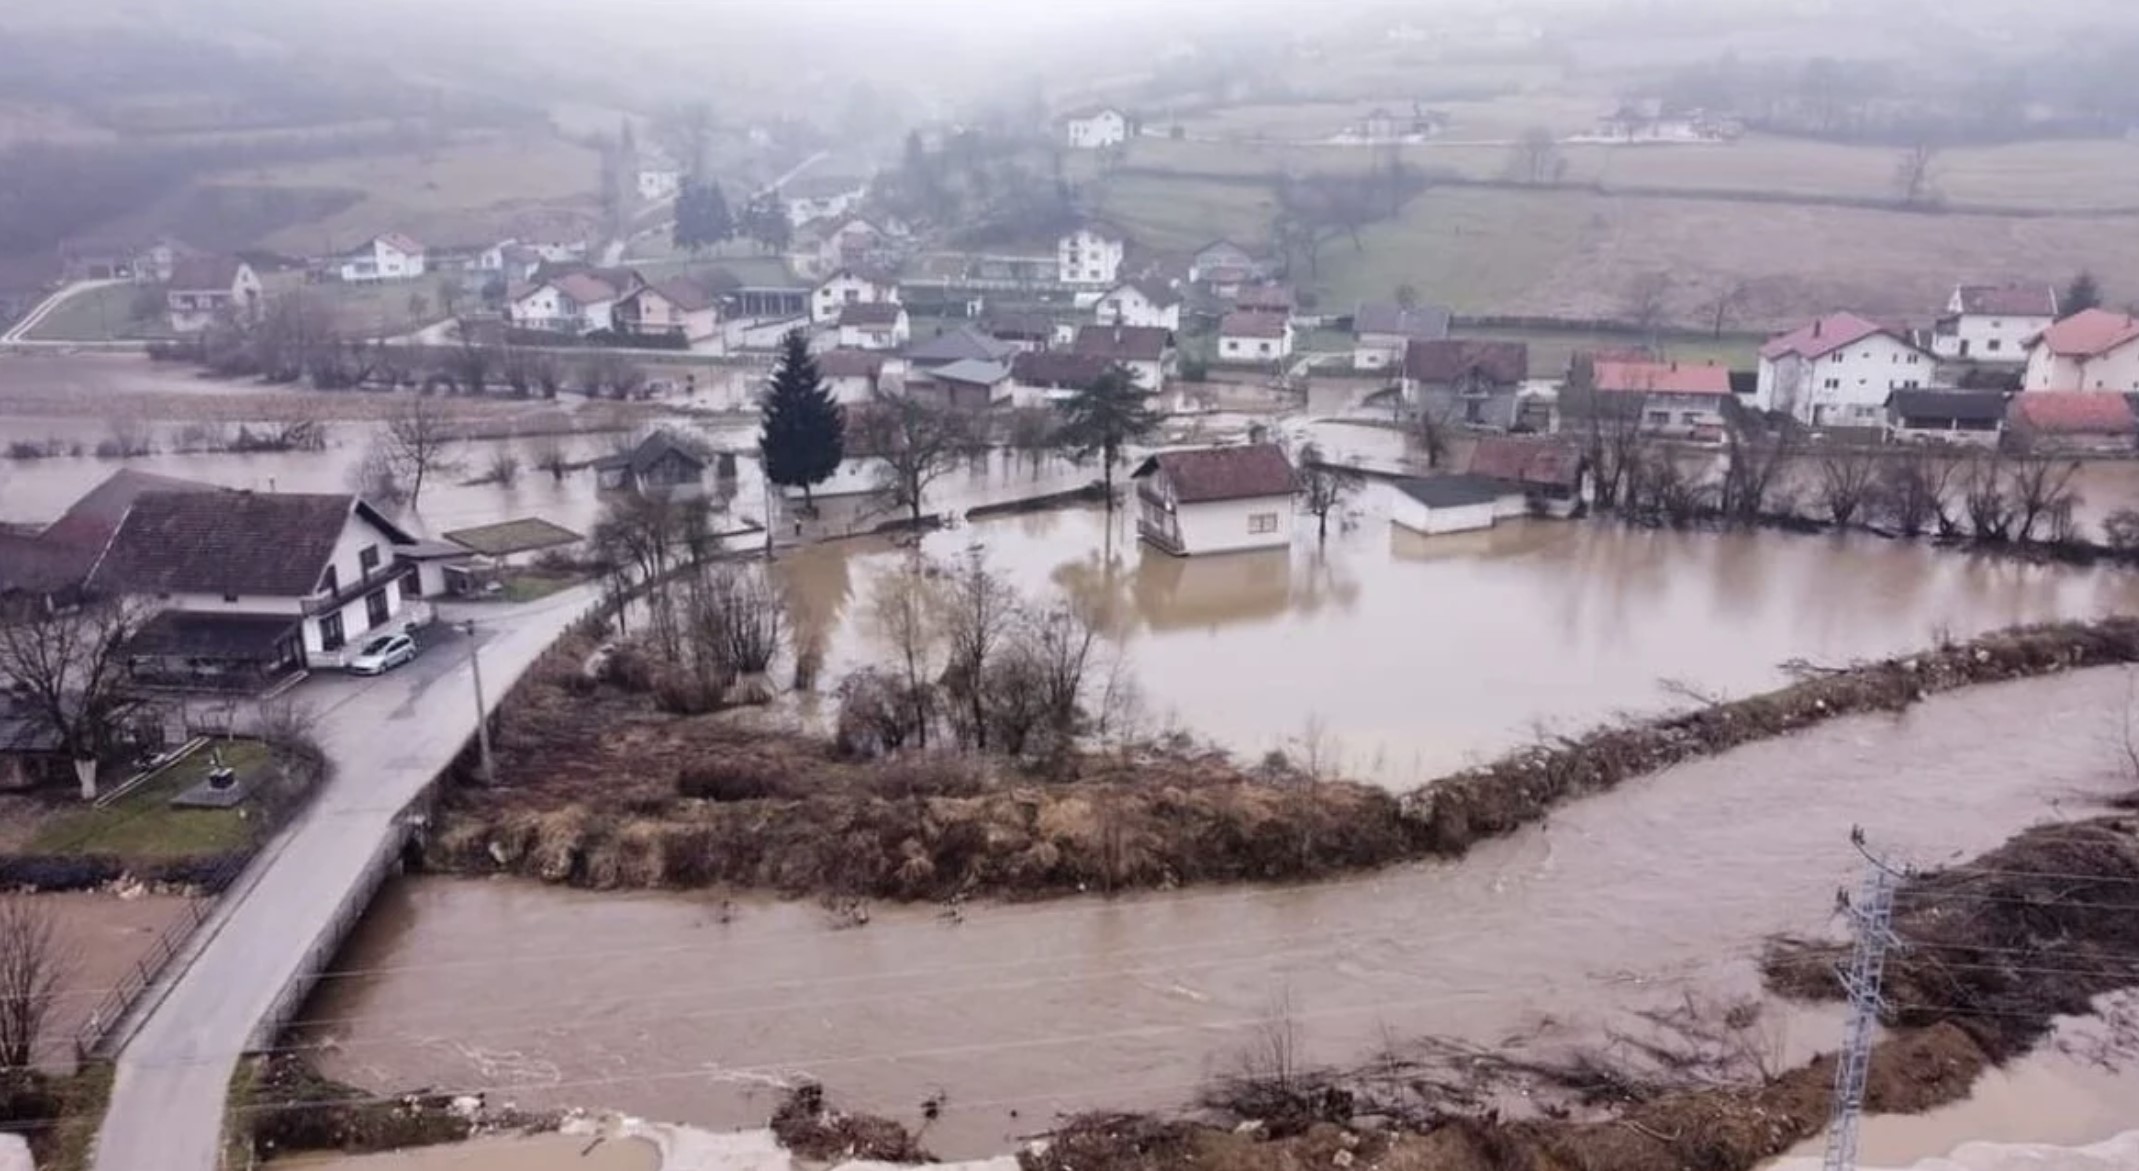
top-left (811, 268), bottom-right (900, 325)
top-left (1189, 240), bottom-right (1264, 287)
top-left (1755, 312), bottom-right (1932, 427)
top-left (909, 358), bottom-right (1012, 412)
top-left (908, 323), bottom-right (1018, 369)
top-left (2022, 309), bottom-right (2139, 393)
top-left (1353, 302), bottom-right (1453, 370)
top-left (1591, 358), bottom-right (1736, 440)
top-left (615, 277), bottom-right (719, 345)
top-left (1059, 224), bottom-right (1127, 287)
top-left (1095, 278), bottom-right (1182, 331)
top-left (1217, 311), bottom-right (1292, 366)
top-left (166, 256), bottom-right (264, 334)
top-left (87, 490), bottom-right (425, 685)
top-left (1064, 106), bottom-right (1132, 150)
top-left (1072, 324), bottom-right (1173, 390)
top-left (2006, 390), bottom-right (2137, 455)
top-left (818, 349), bottom-right (890, 406)
top-left (510, 270), bottom-right (634, 335)
top-left (592, 430), bottom-right (708, 495)
top-left (1132, 444), bottom-right (1296, 556)
top-left (338, 233), bottom-right (427, 283)
top-left (1933, 283), bottom-right (2059, 364)
top-left (1389, 475), bottom-right (1530, 537)
top-left (1465, 436), bottom-right (1587, 514)
top-left (1403, 340), bottom-right (1530, 430)
top-left (837, 300), bottom-right (912, 351)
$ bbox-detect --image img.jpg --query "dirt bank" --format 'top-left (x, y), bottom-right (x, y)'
top-left (421, 617), bottom-right (2139, 900)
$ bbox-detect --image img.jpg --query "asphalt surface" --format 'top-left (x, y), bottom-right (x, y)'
top-left (92, 587), bottom-right (601, 1171)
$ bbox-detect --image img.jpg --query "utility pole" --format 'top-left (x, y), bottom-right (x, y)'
top-left (1823, 827), bottom-right (1905, 1171)
top-left (460, 620), bottom-right (496, 786)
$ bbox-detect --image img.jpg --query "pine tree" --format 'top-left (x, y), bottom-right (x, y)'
top-left (758, 329), bottom-right (845, 509)
top-left (2066, 270), bottom-right (2103, 315)
top-left (673, 181), bottom-right (734, 253)
top-left (1058, 365), bottom-right (1163, 512)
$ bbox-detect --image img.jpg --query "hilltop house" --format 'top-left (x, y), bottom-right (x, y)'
top-left (1058, 225), bottom-right (1125, 287)
top-left (1754, 312), bottom-right (1931, 427)
top-left (1353, 302), bottom-right (1452, 370)
top-left (1594, 358), bottom-right (1735, 439)
top-left (1932, 284), bottom-right (2058, 364)
top-left (1402, 340), bottom-right (1528, 429)
top-left (338, 234), bottom-right (426, 283)
top-left (1072, 324), bottom-right (1172, 390)
top-left (614, 277), bottom-right (719, 345)
top-left (2022, 309), bottom-right (2139, 391)
top-left (165, 257), bottom-right (263, 334)
top-left (1064, 107), bottom-right (1131, 149)
top-left (637, 150), bottom-right (683, 201)
top-left (811, 268), bottom-right (900, 325)
top-left (1133, 445), bottom-right (1296, 556)
top-left (818, 349), bottom-right (890, 405)
top-left (1217, 312), bottom-right (1291, 366)
top-left (592, 430), bottom-right (707, 494)
top-left (837, 301), bottom-right (911, 351)
top-left (1094, 279), bottom-right (1181, 331)
top-left (86, 490), bottom-right (428, 685)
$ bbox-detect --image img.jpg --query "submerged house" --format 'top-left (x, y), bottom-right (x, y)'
top-left (1464, 435), bottom-right (1587, 516)
top-left (1131, 444), bottom-right (1296, 556)
top-left (1388, 475), bottom-right (1527, 537)
top-left (592, 430), bottom-right (709, 494)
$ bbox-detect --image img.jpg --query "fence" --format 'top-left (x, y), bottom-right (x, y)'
top-left (72, 896), bottom-right (214, 1066)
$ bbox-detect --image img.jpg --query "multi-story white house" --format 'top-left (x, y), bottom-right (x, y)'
top-left (2021, 308), bottom-right (2139, 392)
top-left (1754, 312), bottom-right (1932, 427)
top-left (1058, 225), bottom-right (1125, 287)
top-left (810, 268), bottom-right (900, 325)
top-left (88, 490), bottom-right (431, 684)
top-left (1931, 284), bottom-right (2058, 363)
top-left (165, 256), bottom-right (263, 334)
top-left (1094, 279), bottom-right (1181, 331)
top-left (1064, 107), bottom-right (1130, 150)
top-left (338, 233), bottom-right (426, 283)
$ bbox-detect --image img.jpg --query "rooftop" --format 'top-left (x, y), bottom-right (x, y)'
top-left (1353, 302), bottom-right (1451, 340)
top-left (1074, 324), bottom-right (1171, 362)
top-left (167, 256), bottom-right (246, 293)
top-left (2031, 309), bottom-right (2139, 358)
top-left (818, 349), bottom-right (888, 378)
top-left (590, 429), bottom-right (709, 476)
top-left (927, 358), bottom-right (1011, 385)
top-left (1393, 474), bottom-right (1516, 509)
top-left (1593, 359), bottom-right (1733, 396)
top-left (1011, 350), bottom-right (1113, 389)
top-left (907, 324), bottom-right (1017, 366)
top-left (1220, 312), bottom-right (1288, 339)
top-left (90, 491), bottom-right (407, 597)
top-left (1888, 389), bottom-right (2008, 423)
top-left (2009, 390), bottom-right (2137, 435)
top-left (1405, 339), bottom-right (1528, 385)
top-left (839, 301), bottom-right (905, 327)
top-left (1759, 312), bottom-right (1901, 362)
top-left (1465, 436), bottom-right (1581, 488)
top-left (443, 518), bottom-right (585, 557)
top-left (1132, 444), bottom-right (1295, 503)
top-left (1954, 283), bottom-right (2058, 318)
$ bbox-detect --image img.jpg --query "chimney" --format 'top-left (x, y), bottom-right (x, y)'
top-left (1812, 318), bottom-right (1822, 338)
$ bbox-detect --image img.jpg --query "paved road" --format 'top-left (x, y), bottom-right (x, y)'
top-left (93, 587), bottom-right (601, 1171)
top-left (1, 279), bottom-right (127, 347)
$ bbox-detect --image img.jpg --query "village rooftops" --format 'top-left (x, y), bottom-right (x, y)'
top-left (87, 491), bottom-right (411, 598)
top-left (818, 349), bottom-right (888, 378)
top-left (926, 358), bottom-right (1011, 386)
top-left (907, 324), bottom-right (1016, 365)
top-left (1465, 436), bottom-right (1582, 489)
top-left (1073, 324), bottom-right (1171, 362)
top-left (1219, 312), bottom-right (1288, 339)
top-left (1953, 283), bottom-right (2059, 317)
top-left (838, 301), bottom-right (905, 327)
top-left (1404, 339), bottom-right (1528, 384)
top-left (1131, 444), bottom-right (1295, 503)
top-left (984, 312), bottom-right (1058, 341)
top-left (1593, 358), bottom-right (1733, 395)
top-left (1353, 302), bottom-right (1451, 339)
top-left (1011, 350), bottom-right (1113, 388)
top-left (166, 256), bottom-right (247, 292)
top-left (2030, 308), bottom-right (2139, 357)
top-left (551, 271), bottom-right (626, 306)
top-left (40, 469), bottom-right (219, 552)
top-left (637, 277), bottom-right (716, 312)
top-left (1392, 475), bottom-right (1511, 509)
top-left (1759, 312), bottom-right (1903, 362)
top-left (1233, 284), bottom-right (1294, 312)
top-left (2009, 391), bottom-right (2138, 435)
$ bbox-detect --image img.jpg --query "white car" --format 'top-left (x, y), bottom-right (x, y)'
top-left (347, 632), bottom-right (418, 676)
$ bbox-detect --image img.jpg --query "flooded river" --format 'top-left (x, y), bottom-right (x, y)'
top-left (302, 666), bottom-right (2139, 1158)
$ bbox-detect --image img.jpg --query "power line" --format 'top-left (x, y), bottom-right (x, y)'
top-left (1823, 827), bottom-right (1903, 1171)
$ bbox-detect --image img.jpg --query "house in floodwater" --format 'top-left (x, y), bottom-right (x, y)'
top-left (1389, 475), bottom-right (1528, 536)
top-left (1132, 444), bottom-right (1296, 556)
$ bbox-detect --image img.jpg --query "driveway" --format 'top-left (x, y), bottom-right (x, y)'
top-left (93, 587), bottom-right (602, 1171)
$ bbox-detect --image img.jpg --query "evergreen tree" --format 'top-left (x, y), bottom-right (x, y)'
top-left (673, 181), bottom-right (735, 253)
top-left (2066, 270), bottom-right (2103, 315)
top-left (1057, 365), bottom-right (1163, 512)
top-left (758, 329), bottom-right (845, 509)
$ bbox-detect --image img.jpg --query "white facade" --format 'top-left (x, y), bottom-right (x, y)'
top-left (1933, 310), bottom-right (2053, 363)
top-left (1139, 494), bottom-right (1292, 556)
top-left (2024, 342), bottom-right (2139, 392)
top-left (1353, 333), bottom-right (1413, 371)
top-left (837, 308), bottom-right (911, 350)
top-left (811, 272), bottom-right (900, 324)
top-left (1756, 333), bottom-right (1930, 427)
top-left (1094, 284), bottom-right (1179, 330)
top-left (1389, 496), bottom-right (1494, 536)
top-left (1218, 328), bottom-right (1292, 364)
top-left (1058, 228), bottom-right (1124, 286)
top-left (638, 167), bottom-right (682, 201)
top-left (510, 285), bottom-right (615, 334)
top-left (1065, 109), bottom-right (1129, 150)
top-left (166, 263), bottom-right (263, 334)
top-left (339, 235), bottom-right (426, 283)
top-left (785, 185), bottom-right (866, 227)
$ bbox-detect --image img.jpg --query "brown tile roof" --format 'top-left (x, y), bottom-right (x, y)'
top-left (1132, 444), bottom-right (1295, 503)
top-left (2032, 309), bottom-right (2139, 358)
top-left (985, 312), bottom-right (1056, 341)
top-left (1220, 311), bottom-right (1288, 339)
top-left (1760, 312), bottom-right (1904, 361)
top-left (1073, 324), bottom-right (1170, 362)
top-left (552, 271), bottom-right (622, 306)
top-left (1593, 358), bottom-right (1732, 395)
top-left (1465, 436), bottom-right (1582, 489)
top-left (1955, 283), bottom-right (2058, 317)
top-left (41, 469), bottom-right (219, 552)
top-left (1403, 339), bottom-right (1527, 385)
top-left (644, 277), bottom-right (715, 313)
top-left (166, 256), bottom-right (245, 292)
top-left (839, 301), bottom-right (905, 326)
top-left (1234, 284), bottom-right (1294, 312)
top-left (818, 349), bottom-right (887, 378)
top-left (0, 533), bottom-right (82, 596)
top-left (2009, 391), bottom-right (2137, 435)
top-left (90, 491), bottom-right (403, 597)
top-left (1012, 350), bottom-right (1113, 388)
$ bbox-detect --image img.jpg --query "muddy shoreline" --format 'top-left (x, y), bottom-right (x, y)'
top-left (420, 617), bottom-right (2139, 901)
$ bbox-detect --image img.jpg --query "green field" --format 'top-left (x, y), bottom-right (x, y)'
top-left (29, 740), bottom-right (269, 859)
top-left (23, 283), bottom-right (173, 341)
top-left (1089, 172), bottom-right (1277, 253)
top-left (1312, 186), bottom-right (1591, 313)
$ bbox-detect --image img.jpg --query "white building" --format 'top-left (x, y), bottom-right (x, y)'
top-left (1388, 475), bottom-right (1527, 537)
top-left (810, 268), bottom-right (900, 325)
top-left (510, 271), bottom-right (631, 335)
top-left (165, 256), bottom-right (262, 334)
top-left (818, 349), bottom-right (892, 406)
top-left (615, 278), bottom-right (720, 345)
top-left (338, 233), bottom-right (426, 283)
top-left (1064, 107), bottom-right (1130, 150)
top-left (1058, 225), bottom-right (1125, 287)
top-left (1070, 324), bottom-right (1171, 391)
top-left (1932, 284), bottom-right (2059, 363)
top-left (1094, 279), bottom-right (1181, 331)
top-left (836, 301), bottom-right (911, 351)
top-left (1351, 302), bottom-right (1451, 370)
top-left (1217, 311), bottom-right (1292, 365)
top-left (638, 163), bottom-right (683, 202)
top-left (2021, 309), bottom-right (2139, 392)
top-left (1132, 444), bottom-right (1297, 556)
top-left (1754, 312), bottom-right (1932, 427)
top-left (783, 176), bottom-right (869, 227)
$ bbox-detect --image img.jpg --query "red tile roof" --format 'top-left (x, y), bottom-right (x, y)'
top-left (376, 233), bottom-right (424, 255)
top-left (1220, 311), bottom-right (1288, 339)
top-left (1593, 359), bottom-right (1732, 395)
top-left (1955, 283), bottom-right (2057, 317)
top-left (2031, 309), bottom-right (2139, 358)
top-left (1132, 444), bottom-right (1295, 503)
top-left (1759, 312), bottom-right (1898, 361)
top-left (552, 272), bottom-right (621, 306)
top-left (2009, 391), bottom-right (2137, 435)
top-left (1466, 436), bottom-right (1581, 488)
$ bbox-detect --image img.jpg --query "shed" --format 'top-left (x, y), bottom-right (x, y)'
top-left (1388, 475), bottom-right (1526, 536)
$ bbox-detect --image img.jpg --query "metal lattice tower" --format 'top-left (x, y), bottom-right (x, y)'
top-left (1823, 828), bottom-right (1905, 1171)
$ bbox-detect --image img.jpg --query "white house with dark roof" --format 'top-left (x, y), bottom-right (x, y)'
top-left (165, 256), bottom-right (263, 334)
top-left (1351, 302), bottom-right (1451, 370)
top-left (1071, 324), bottom-right (1172, 390)
top-left (837, 301), bottom-right (911, 351)
top-left (1932, 284), bottom-right (2059, 363)
top-left (338, 233), bottom-right (426, 283)
top-left (1217, 312), bottom-right (1292, 365)
top-left (615, 277), bottom-right (720, 345)
top-left (1064, 107), bottom-right (1131, 149)
top-left (1058, 225), bottom-right (1125, 286)
top-left (818, 349), bottom-right (891, 405)
top-left (811, 268), bottom-right (900, 325)
top-left (511, 271), bottom-right (633, 335)
top-left (1132, 444), bottom-right (1296, 556)
top-left (1094, 279), bottom-right (1181, 331)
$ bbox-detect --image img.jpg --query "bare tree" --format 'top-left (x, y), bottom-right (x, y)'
top-left (1507, 126), bottom-right (1566, 185)
top-left (378, 397), bottom-right (462, 508)
top-left (1718, 411), bottom-right (1797, 523)
top-left (1622, 271), bottom-right (1673, 349)
top-left (2008, 455), bottom-right (2081, 543)
top-left (579, 351), bottom-right (647, 400)
top-left (1894, 140), bottom-right (1941, 206)
top-left (1705, 279), bottom-right (1751, 339)
top-left (852, 394), bottom-right (968, 528)
top-left (1961, 451), bottom-right (2014, 542)
top-left (481, 446), bottom-right (521, 487)
top-left (441, 334), bottom-right (495, 395)
top-left (0, 898), bottom-right (74, 1069)
top-left (528, 435), bottom-right (573, 481)
top-left (0, 600), bottom-right (149, 799)
top-left (868, 559), bottom-right (944, 749)
top-left (1295, 441), bottom-right (1364, 542)
top-left (1875, 448), bottom-right (1960, 537)
top-left (1815, 444), bottom-right (1880, 526)
top-left (938, 548), bottom-right (1019, 751)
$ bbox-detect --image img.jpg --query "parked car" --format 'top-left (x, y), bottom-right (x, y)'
top-left (347, 632), bottom-right (418, 675)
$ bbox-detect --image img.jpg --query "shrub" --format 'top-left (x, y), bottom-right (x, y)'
top-left (2104, 508), bottom-right (2139, 553)
top-left (677, 758), bottom-right (789, 802)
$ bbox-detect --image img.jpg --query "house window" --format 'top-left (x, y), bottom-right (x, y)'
top-left (1824, 378), bottom-right (1840, 390)
top-left (364, 589), bottom-right (391, 630)
top-left (401, 566), bottom-right (422, 599)
top-left (320, 612), bottom-right (345, 651)
top-left (1907, 353), bottom-right (1920, 363)
top-left (1644, 410), bottom-right (1670, 426)
top-left (1831, 353), bottom-right (1844, 364)
top-left (1258, 342), bottom-right (1271, 355)
top-left (359, 545), bottom-right (381, 573)
top-left (1248, 512), bottom-right (1280, 535)
top-left (223, 591), bottom-right (238, 603)
top-left (1986, 340), bottom-right (2001, 352)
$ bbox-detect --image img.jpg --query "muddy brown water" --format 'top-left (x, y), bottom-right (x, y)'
top-left (302, 666), bottom-right (2139, 1158)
